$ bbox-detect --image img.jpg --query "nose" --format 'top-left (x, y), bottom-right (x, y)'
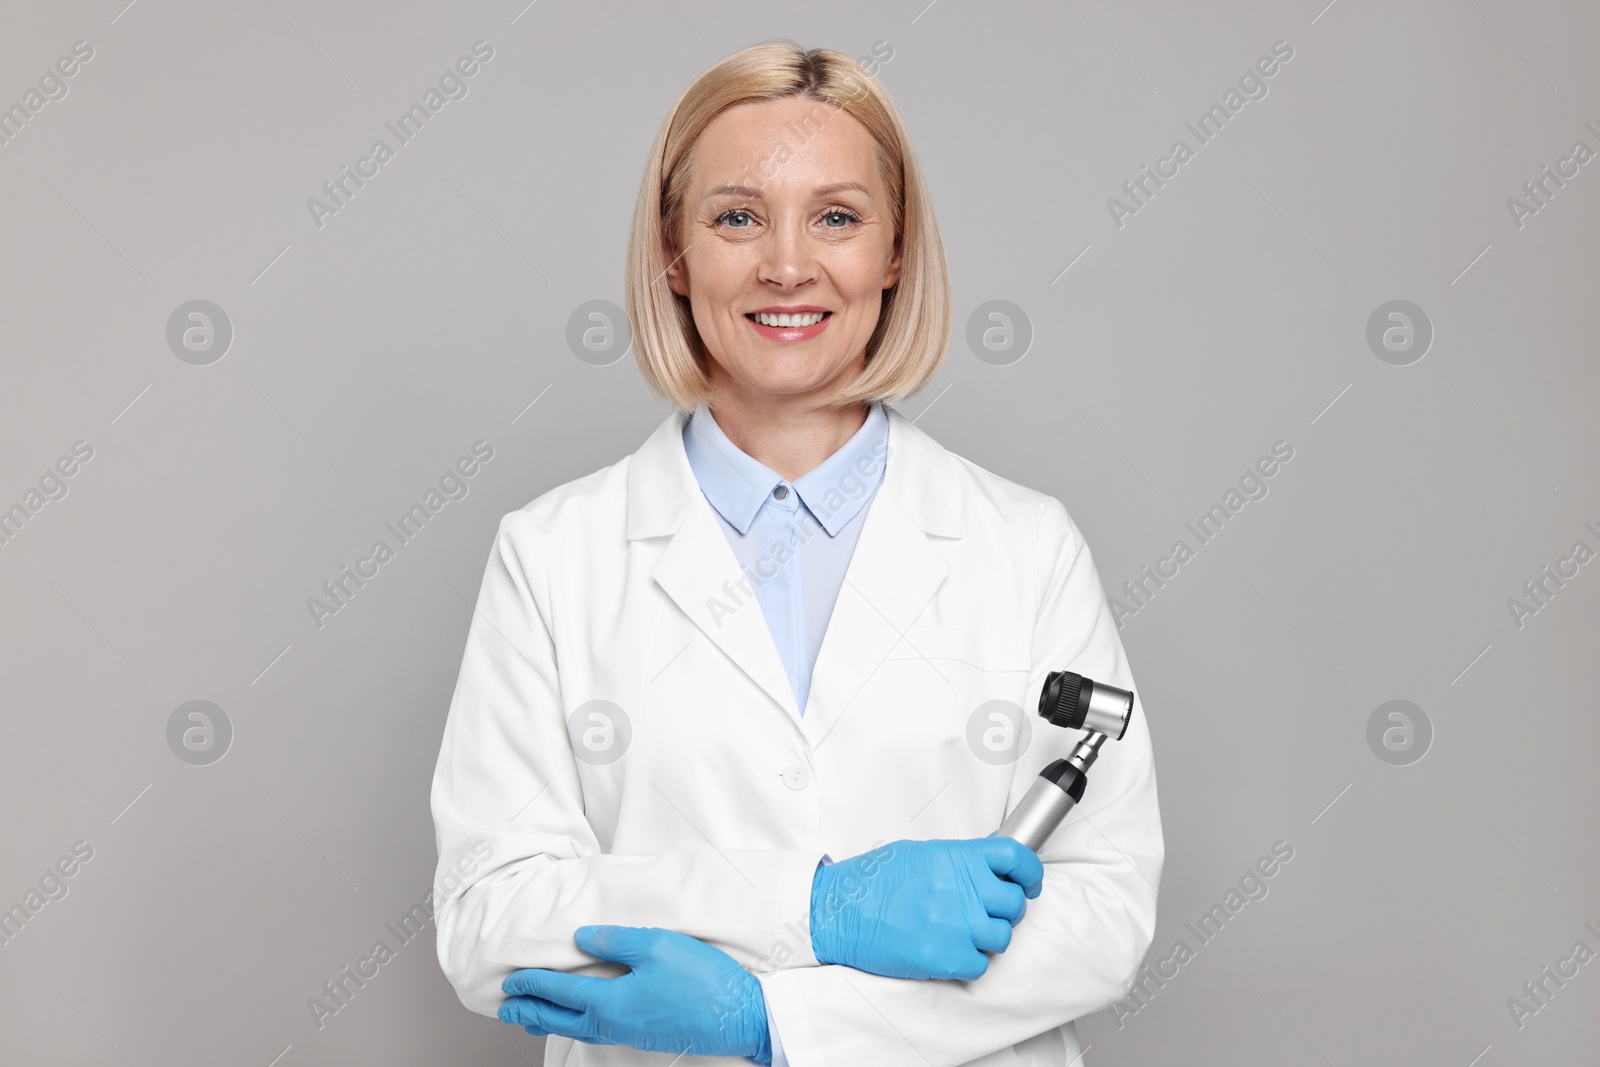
top-left (756, 214), bottom-right (819, 289)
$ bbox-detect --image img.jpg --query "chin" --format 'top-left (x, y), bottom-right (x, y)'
top-left (730, 360), bottom-right (834, 387)
top-left (744, 378), bottom-right (831, 398)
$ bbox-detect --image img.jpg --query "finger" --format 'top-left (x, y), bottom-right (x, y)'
top-left (499, 993), bottom-right (588, 1036)
top-left (574, 924), bottom-right (652, 967)
top-left (496, 995), bottom-right (552, 1037)
top-left (969, 914), bottom-right (1014, 956)
top-left (502, 967), bottom-right (600, 1011)
top-left (977, 878), bottom-right (1027, 925)
top-left (942, 944), bottom-right (992, 981)
top-left (981, 837), bottom-right (1045, 898)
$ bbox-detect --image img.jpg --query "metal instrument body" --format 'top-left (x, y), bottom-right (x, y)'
top-left (995, 672), bottom-right (1132, 853)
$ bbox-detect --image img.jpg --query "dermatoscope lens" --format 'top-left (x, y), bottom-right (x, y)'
top-left (1040, 671), bottom-right (1132, 740)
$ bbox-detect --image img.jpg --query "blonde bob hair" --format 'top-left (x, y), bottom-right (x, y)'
top-left (625, 40), bottom-right (951, 413)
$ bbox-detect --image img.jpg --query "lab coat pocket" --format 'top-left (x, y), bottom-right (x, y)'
top-left (832, 624), bottom-right (1033, 840)
top-left (883, 624), bottom-right (1033, 737)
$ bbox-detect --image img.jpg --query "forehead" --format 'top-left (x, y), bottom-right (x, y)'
top-left (690, 96), bottom-right (881, 197)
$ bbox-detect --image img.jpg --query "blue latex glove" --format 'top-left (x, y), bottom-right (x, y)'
top-left (499, 925), bottom-right (771, 1063)
top-left (810, 837), bottom-right (1045, 981)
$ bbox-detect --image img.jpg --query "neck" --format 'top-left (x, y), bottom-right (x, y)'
top-left (704, 394), bottom-right (870, 482)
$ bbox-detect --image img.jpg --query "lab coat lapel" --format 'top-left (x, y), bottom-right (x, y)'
top-left (626, 404), bottom-right (964, 743)
top-left (801, 404), bottom-right (964, 747)
top-left (630, 409), bottom-right (804, 730)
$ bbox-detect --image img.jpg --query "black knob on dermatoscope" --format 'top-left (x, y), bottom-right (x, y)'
top-left (1040, 670), bottom-right (1132, 739)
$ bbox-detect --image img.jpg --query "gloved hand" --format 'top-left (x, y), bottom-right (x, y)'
top-left (499, 925), bottom-right (772, 1063)
top-left (810, 836), bottom-right (1045, 981)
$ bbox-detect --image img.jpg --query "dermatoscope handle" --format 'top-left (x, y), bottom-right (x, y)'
top-left (994, 759), bottom-right (1086, 852)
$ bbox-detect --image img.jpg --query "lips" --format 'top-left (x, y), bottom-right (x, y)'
top-left (746, 310), bottom-right (832, 327)
top-left (745, 310), bottom-right (833, 341)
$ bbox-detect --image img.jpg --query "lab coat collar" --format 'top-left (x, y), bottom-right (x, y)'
top-left (627, 402), bottom-right (963, 738)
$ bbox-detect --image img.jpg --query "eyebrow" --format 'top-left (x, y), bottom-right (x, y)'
top-left (701, 181), bottom-right (872, 202)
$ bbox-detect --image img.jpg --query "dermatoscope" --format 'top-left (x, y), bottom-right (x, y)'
top-left (994, 670), bottom-right (1133, 852)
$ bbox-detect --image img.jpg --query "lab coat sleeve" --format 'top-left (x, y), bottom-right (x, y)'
top-left (431, 510), bottom-right (829, 1018)
top-left (763, 1003), bottom-right (789, 1067)
top-left (754, 496), bottom-right (1165, 1066)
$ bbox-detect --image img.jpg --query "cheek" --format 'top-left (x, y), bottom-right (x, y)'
top-left (687, 250), bottom-right (753, 309)
top-left (832, 244), bottom-right (895, 301)
top-left (685, 273), bottom-right (732, 320)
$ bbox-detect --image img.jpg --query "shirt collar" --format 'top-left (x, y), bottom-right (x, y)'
top-left (682, 400), bottom-right (889, 537)
top-left (793, 402), bottom-right (888, 535)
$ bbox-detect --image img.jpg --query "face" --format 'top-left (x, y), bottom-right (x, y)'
top-left (665, 95), bottom-right (903, 408)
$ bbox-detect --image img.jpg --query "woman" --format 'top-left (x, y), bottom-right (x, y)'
top-left (431, 41), bottom-right (1163, 1066)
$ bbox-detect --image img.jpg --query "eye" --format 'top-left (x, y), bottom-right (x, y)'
top-left (708, 205), bottom-right (864, 232)
top-left (712, 208), bottom-right (755, 229)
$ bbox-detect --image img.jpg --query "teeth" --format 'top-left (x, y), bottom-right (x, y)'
top-left (753, 311), bottom-right (827, 327)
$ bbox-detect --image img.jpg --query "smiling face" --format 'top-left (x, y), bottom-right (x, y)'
top-left (665, 95), bottom-right (903, 411)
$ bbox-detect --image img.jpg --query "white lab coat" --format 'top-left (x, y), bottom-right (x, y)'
top-left (431, 404), bottom-right (1164, 1066)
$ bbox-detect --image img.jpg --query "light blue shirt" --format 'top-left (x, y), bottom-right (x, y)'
top-left (682, 399), bottom-right (888, 1066)
top-left (682, 400), bottom-right (889, 716)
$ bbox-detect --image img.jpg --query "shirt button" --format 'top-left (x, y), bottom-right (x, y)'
top-left (782, 763), bottom-right (811, 790)
top-left (773, 485), bottom-right (789, 500)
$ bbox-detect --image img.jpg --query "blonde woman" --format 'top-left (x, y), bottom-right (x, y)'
top-left (431, 40), bottom-right (1163, 1066)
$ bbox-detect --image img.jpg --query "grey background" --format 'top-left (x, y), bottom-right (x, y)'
top-left (1, 0), bottom-right (1595, 1064)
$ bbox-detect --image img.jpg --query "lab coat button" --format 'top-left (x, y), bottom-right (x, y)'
top-left (782, 764), bottom-right (811, 790)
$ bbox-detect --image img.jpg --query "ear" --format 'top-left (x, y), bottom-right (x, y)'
top-left (882, 233), bottom-right (903, 291)
top-left (663, 236), bottom-right (689, 298)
